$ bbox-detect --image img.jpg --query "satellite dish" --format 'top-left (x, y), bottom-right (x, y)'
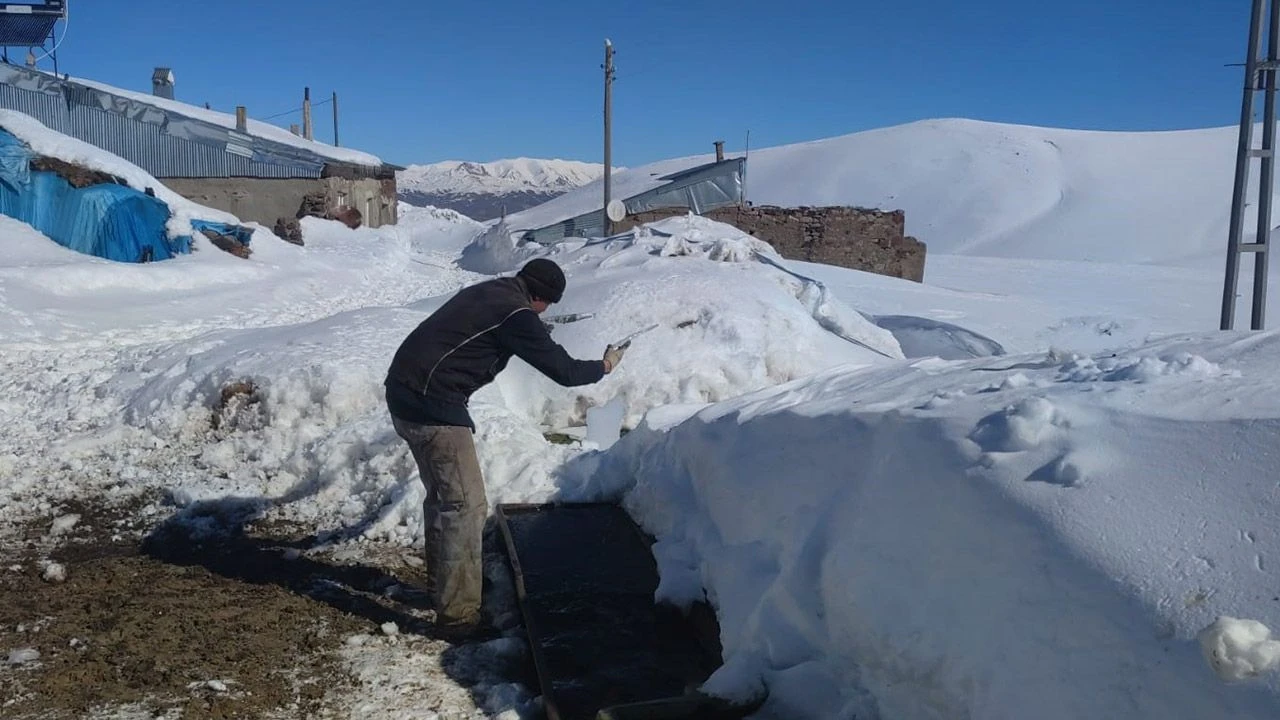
top-left (606, 199), bottom-right (627, 223)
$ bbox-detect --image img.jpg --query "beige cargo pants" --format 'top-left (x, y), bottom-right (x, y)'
top-left (392, 418), bottom-right (487, 626)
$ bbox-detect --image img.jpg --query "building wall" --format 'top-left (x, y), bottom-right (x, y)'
top-left (164, 177), bottom-right (323, 229)
top-left (163, 176), bottom-right (397, 230)
top-left (617, 205), bottom-right (927, 282)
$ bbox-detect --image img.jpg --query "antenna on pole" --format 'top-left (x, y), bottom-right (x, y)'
top-left (603, 38), bottom-right (615, 236)
top-left (1223, 0), bottom-right (1278, 330)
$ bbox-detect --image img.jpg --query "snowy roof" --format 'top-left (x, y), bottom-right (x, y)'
top-left (68, 75), bottom-right (384, 169)
top-left (0, 63), bottom-right (391, 178)
top-left (506, 153), bottom-right (738, 233)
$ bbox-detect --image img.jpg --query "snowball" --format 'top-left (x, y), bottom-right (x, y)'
top-left (1199, 616), bottom-right (1280, 682)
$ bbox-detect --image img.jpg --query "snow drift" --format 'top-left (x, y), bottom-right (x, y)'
top-left (558, 331), bottom-right (1280, 718)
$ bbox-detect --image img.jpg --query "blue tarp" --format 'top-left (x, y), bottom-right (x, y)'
top-left (0, 128), bottom-right (195, 262)
top-left (189, 219), bottom-right (254, 247)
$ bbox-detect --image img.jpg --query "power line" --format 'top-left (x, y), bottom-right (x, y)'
top-left (259, 97), bottom-right (332, 121)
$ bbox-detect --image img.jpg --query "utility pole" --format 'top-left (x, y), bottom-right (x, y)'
top-left (603, 39), bottom-right (615, 235)
top-left (1223, 0), bottom-right (1279, 330)
top-left (303, 86), bottom-right (314, 141)
top-left (332, 91), bottom-right (340, 146)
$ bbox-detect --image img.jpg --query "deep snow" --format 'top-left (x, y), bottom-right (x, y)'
top-left (4, 114), bottom-right (1280, 719)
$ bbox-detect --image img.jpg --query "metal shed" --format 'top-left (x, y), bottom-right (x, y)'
top-left (521, 156), bottom-right (745, 244)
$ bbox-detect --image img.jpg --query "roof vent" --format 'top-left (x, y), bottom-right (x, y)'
top-left (152, 67), bottom-right (174, 100)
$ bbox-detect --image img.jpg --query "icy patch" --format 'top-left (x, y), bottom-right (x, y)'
top-left (1199, 617), bottom-right (1280, 682)
top-left (873, 314), bottom-right (1006, 360)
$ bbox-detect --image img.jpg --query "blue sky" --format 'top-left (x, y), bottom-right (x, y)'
top-left (42, 0), bottom-right (1249, 167)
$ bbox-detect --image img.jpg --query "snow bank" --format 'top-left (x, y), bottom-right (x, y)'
top-left (100, 215), bottom-right (898, 543)
top-left (555, 331), bottom-right (1280, 718)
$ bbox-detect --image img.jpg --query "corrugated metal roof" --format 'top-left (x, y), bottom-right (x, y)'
top-left (523, 157), bottom-right (744, 244)
top-left (0, 63), bottom-right (338, 179)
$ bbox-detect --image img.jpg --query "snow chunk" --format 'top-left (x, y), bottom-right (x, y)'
top-left (1199, 617), bottom-right (1280, 682)
top-left (969, 396), bottom-right (1062, 452)
top-left (380, 621), bottom-right (399, 637)
top-left (187, 679), bottom-right (233, 693)
top-left (49, 513), bottom-right (80, 535)
top-left (40, 560), bottom-right (66, 583)
top-left (585, 397), bottom-right (625, 450)
top-left (7, 648), bottom-right (39, 665)
top-left (1060, 351), bottom-right (1232, 384)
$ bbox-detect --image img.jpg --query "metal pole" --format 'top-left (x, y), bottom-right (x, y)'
top-left (1253, 0), bottom-right (1280, 329)
top-left (332, 91), bottom-right (339, 146)
top-left (1223, 0), bottom-right (1267, 330)
top-left (603, 39), bottom-right (614, 235)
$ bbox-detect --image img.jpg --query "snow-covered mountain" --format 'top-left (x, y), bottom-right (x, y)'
top-left (510, 118), bottom-right (1254, 266)
top-left (397, 158), bottom-right (607, 220)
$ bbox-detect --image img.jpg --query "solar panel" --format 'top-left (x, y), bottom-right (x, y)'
top-left (0, 1), bottom-right (66, 47)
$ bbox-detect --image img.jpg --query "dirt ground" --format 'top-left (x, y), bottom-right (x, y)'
top-left (0, 497), bottom-right (515, 719)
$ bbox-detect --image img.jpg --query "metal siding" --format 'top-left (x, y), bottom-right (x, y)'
top-left (0, 83), bottom-right (63, 130)
top-left (0, 67), bottom-right (325, 179)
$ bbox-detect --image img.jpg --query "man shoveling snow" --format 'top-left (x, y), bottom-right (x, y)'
top-left (383, 259), bottom-right (625, 636)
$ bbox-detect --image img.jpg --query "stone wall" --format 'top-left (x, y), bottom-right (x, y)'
top-left (617, 204), bottom-right (926, 282)
top-left (163, 175), bottom-right (398, 231)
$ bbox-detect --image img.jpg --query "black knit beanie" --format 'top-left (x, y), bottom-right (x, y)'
top-left (517, 258), bottom-right (566, 303)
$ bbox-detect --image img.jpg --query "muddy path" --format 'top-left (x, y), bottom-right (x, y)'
top-left (0, 498), bottom-right (529, 719)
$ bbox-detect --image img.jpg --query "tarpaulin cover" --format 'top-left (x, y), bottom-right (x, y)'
top-left (0, 128), bottom-right (191, 262)
top-left (190, 219), bottom-right (253, 247)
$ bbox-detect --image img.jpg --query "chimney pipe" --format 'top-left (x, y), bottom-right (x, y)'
top-left (152, 67), bottom-right (175, 100)
top-left (235, 106), bottom-right (247, 132)
top-left (714, 140), bottom-right (725, 162)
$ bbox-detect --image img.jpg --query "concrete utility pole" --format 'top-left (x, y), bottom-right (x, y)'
top-left (303, 86), bottom-right (314, 141)
top-left (603, 39), bottom-right (615, 235)
top-left (1223, 0), bottom-right (1279, 330)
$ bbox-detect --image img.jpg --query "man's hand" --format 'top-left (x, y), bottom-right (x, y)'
top-left (603, 344), bottom-right (626, 374)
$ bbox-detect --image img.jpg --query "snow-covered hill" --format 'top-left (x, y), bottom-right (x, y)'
top-left (398, 158), bottom-right (607, 221)
top-left (510, 118), bottom-right (1253, 266)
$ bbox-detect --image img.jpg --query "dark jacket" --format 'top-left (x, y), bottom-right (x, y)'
top-left (384, 276), bottom-right (605, 429)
